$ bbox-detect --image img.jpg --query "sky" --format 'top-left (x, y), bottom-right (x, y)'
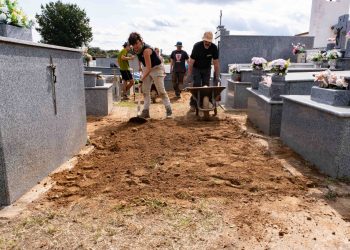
top-left (20, 0), bottom-right (313, 55)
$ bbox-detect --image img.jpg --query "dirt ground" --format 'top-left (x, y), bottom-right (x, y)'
top-left (0, 91), bottom-right (350, 249)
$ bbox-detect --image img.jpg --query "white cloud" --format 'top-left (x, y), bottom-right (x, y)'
top-left (20, 0), bottom-right (314, 55)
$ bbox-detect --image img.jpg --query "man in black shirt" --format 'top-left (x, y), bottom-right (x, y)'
top-left (186, 31), bottom-right (220, 111)
top-left (170, 41), bottom-right (189, 98)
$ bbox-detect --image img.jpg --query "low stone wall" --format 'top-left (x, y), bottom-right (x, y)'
top-left (96, 58), bottom-right (118, 68)
top-left (0, 37), bottom-right (87, 205)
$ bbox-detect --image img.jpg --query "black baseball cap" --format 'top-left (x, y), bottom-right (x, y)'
top-left (175, 41), bottom-right (183, 46)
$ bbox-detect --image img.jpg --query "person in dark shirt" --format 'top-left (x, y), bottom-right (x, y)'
top-left (170, 41), bottom-right (189, 98)
top-left (128, 32), bottom-right (172, 119)
top-left (185, 31), bottom-right (220, 111)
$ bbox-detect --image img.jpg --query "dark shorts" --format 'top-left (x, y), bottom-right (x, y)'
top-left (120, 70), bottom-right (133, 81)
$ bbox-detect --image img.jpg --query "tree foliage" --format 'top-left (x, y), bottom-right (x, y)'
top-left (35, 1), bottom-right (93, 48)
top-left (87, 47), bottom-right (120, 58)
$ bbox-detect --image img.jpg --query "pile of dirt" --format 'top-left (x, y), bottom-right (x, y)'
top-left (1, 93), bottom-right (349, 249)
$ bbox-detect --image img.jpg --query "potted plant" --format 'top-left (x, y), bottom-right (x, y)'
top-left (259, 58), bottom-right (290, 100)
top-left (268, 58), bottom-right (290, 80)
top-left (307, 51), bottom-right (324, 68)
top-left (228, 64), bottom-right (241, 81)
top-left (0, 0), bottom-right (34, 41)
top-left (292, 43), bottom-right (306, 63)
top-left (312, 69), bottom-right (350, 106)
top-left (323, 49), bottom-right (342, 70)
top-left (250, 57), bottom-right (267, 89)
top-left (251, 57), bottom-right (267, 71)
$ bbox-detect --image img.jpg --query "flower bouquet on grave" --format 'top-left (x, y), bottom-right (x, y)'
top-left (323, 49), bottom-right (342, 69)
top-left (307, 51), bottom-right (324, 68)
top-left (323, 49), bottom-right (342, 60)
top-left (82, 48), bottom-right (92, 66)
top-left (251, 57), bottom-right (267, 71)
top-left (250, 57), bottom-right (267, 89)
top-left (314, 69), bottom-right (348, 89)
top-left (268, 58), bottom-right (291, 76)
top-left (291, 43), bottom-right (306, 55)
top-left (229, 64), bottom-right (240, 74)
top-left (0, 0), bottom-right (34, 28)
top-left (228, 64), bottom-right (241, 81)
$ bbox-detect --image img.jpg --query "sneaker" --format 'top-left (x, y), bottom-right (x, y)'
top-left (139, 109), bottom-right (150, 119)
top-left (165, 106), bottom-right (172, 118)
top-left (189, 106), bottom-right (196, 112)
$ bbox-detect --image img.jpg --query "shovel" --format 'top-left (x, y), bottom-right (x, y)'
top-left (128, 70), bottom-right (147, 124)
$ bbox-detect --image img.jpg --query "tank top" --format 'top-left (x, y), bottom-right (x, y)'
top-left (137, 43), bottom-right (161, 68)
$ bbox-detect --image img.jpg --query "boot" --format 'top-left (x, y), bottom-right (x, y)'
top-left (165, 106), bottom-right (172, 118)
top-left (139, 109), bottom-right (150, 119)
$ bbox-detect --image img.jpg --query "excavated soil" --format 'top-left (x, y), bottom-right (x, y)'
top-left (0, 92), bottom-right (349, 249)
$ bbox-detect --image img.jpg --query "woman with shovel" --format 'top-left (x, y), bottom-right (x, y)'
top-left (128, 32), bottom-right (172, 119)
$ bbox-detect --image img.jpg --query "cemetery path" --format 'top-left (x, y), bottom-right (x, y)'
top-left (1, 92), bottom-right (350, 249)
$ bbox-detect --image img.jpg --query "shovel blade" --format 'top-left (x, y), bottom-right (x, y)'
top-left (128, 116), bottom-right (148, 124)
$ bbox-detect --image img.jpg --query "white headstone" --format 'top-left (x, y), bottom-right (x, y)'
top-left (309, 0), bottom-right (350, 48)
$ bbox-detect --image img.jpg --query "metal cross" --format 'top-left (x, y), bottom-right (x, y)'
top-left (48, 56), bottom-right (57, 115)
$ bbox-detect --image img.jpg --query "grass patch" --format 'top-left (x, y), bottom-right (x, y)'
top-left (0, 238), bottom-right (17, 249)
top-left (178, 216), bottom-right (192, 228)
top-left (21, 216), bottom-right (49, 229)
top-left (132, 197), bottom-right (167, 210)
top-left (324, 189), bottom-right (337, 201)
top-left (46, 224), bottom-right (58, 235)
top-left (114, 101), bottom-right (137, 107)
top-left (339, 176), bottom-right (350, 184)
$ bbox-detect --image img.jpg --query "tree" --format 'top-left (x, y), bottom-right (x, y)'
top-left (35, 1), bottom-right (93, 48)
top-left (87, 47), bottom-right (120, 58)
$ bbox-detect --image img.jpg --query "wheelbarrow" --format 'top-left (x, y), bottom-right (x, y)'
top-left (185, 86), bottom-right (226, 120)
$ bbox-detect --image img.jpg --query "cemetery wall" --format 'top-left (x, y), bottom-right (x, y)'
top-left (0, 37), bottom-right (87, 205)
top-left (219, 35), bottom-right (314, 73)
top-left (96, 58), bottom-right (118, 67)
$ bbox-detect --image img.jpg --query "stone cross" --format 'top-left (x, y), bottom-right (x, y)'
top-left (331, 14), bottom-right (349, 49)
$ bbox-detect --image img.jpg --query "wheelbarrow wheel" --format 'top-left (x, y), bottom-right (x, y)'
top-left (202, 96), bottom-right (210, 121)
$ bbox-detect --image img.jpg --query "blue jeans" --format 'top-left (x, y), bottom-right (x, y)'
top-left (190, 67), bottom-right (211, 107)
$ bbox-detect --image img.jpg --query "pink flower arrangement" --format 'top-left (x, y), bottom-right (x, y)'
top-left (314, 69), bottom-right (348, 89)
top-left (251, 57), bottom-right (267, 70)
top-left (291, 43), bottom-right (305, 55)
top-left (268, 59), bottom-right (291, 76)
